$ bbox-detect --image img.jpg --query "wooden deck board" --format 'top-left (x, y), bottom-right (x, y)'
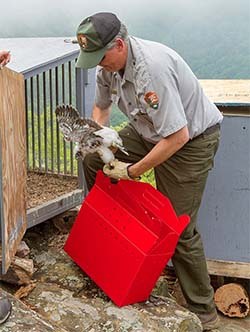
top-left (207, 259), bottom-right (250, 279)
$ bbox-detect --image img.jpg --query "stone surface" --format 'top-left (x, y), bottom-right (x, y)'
top-left (1, 216), bottom-right (250, 332)
top-left (26, 283), bottom-right (202, 332)
top-left (0, 289), bottom-right (67, 332)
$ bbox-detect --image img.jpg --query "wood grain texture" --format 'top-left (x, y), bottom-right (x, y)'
top-left (207, 259), bottom-right (250, 279)
top-left (0, 256), bottom-right (34, 285)
top-left (214, 283), bottom-right (249, 317)
top-left (0, 67), bottom-right (27, 274)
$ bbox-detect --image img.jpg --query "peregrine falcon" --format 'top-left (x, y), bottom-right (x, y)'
top-left (55, 104), bottom-right (128, 165)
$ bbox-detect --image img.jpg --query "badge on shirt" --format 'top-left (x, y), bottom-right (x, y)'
top-left (77, 34), bottom-right (88, 48)
top-left (144, 91), bottom-right (159, 110)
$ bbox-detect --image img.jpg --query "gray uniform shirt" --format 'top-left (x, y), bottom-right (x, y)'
top-left (95, 36), bottom-right (223, 143)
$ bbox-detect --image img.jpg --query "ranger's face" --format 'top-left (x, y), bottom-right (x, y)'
top-left (99, 38), bottom-right (128, 72)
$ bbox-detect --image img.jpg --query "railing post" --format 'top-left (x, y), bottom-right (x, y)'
top-left (76, 68), bottom-right (88, 192)
top-left (76, 68), bottom-right (86, 117)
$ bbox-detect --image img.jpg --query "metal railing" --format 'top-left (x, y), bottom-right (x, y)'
top-left (23, 51), bottom-right (87, 182)
top-left (22, 51), bottom-right (250, 184)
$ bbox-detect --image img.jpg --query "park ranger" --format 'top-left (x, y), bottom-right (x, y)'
top-left (75, 12), bottom-right (223, 331)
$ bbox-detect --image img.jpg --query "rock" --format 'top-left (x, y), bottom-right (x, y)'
top-left (0, 288), bottom-right (68, 332)
top-left (14, 217), bottom-right (249, 332)
top-left (153, 275), bottom-right (187, 307)
top-left (26, 283), bottom-right (202, 332)
top-left (16, 241), bottom-right (30, 258)
top-left (18, 220), bottom-right (203, 332)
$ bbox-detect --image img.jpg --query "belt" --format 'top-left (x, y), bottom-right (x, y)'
top-left (193, 123), bottom-right (220, 140)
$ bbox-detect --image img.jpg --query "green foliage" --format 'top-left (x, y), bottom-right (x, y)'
top-left (112, 115), bottom-right (156, 187)
top-left (110, 105), bottom-right (128, 127)
top-left (27, 109), bottom-right (78, 174)
top-left (140, 169), bottom-right (156, 188)
top-left (111, 121), bottom-right (127, 132)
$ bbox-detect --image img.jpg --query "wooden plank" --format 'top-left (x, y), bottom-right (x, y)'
top-left (207, 259), bottom-right (250, 279)
top-left (0, 255), bottom-right (34, 285)
top-left (199, 79), bottom-right (250, 103)
top-left (0, 67), bottom-right (27, 274)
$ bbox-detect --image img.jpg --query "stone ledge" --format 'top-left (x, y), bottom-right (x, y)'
top-left (0, 289), bottom-right (68, 332)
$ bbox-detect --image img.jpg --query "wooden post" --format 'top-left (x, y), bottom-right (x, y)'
top-left (0, 67), bottom-right (27, 274)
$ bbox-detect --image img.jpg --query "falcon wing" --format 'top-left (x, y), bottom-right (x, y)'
top-left (55, 104), bottom-right (80, 123)
top-left (83, 118), bottom-right (103, 131)
top-left (55, 104), bottom-right (103, 143)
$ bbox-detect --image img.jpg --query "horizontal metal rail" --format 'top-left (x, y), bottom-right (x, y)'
top-left (22, 51), bottom-right (79, 80)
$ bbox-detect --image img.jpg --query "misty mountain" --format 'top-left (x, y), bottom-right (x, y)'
top-left (0, 0), bottom-right (249, 78)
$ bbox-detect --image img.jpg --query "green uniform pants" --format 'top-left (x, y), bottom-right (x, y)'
top-left (83, 123), bottom-right (220, 314)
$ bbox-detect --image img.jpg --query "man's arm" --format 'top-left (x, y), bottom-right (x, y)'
top-left (92, 104), bottom-right (111, 126)
top-left (128, 126), bottom-right (189, 178)
top-left (103, 125), bottom-right (189, 180)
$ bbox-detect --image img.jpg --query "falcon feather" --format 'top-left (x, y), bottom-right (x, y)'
top-left (55, 104), bottom-right (128, 164)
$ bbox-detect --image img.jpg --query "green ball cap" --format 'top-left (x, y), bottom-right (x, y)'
top-left (76, 12), bottom-right (121, 69)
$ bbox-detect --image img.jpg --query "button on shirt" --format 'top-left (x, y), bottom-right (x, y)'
top-left (95, 36), bottom-right (223, 143)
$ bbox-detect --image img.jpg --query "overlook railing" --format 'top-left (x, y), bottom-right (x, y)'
top-left (22, 49), bottom-right (94, 228)
top-left (23, 51), bottom-right (84, 178)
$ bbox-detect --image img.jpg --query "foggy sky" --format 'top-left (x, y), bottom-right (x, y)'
top-left (0, 0), bottom-right (249, 38)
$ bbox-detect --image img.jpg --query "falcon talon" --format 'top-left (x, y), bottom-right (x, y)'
top-left (110, 178), bottom-right (119, 184)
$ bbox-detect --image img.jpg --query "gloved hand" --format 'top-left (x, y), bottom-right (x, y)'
top-left (103, 159), bottom-right (137, 180)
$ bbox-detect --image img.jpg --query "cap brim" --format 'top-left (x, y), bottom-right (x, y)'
top-left (76, 46), bottom-right (108, 69)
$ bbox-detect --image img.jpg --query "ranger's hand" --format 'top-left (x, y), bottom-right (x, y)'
top-left (103, 159), bottom-right (137, 180)
top-left (0, 50), bottom-right (11, 69)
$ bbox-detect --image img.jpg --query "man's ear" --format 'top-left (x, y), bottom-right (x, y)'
top-left (115, 38), bottom-right (125, 51)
